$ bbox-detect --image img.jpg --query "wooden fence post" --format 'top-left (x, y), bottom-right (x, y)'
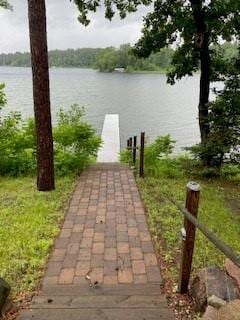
top-left (178, 181), bottom-right (200, 294)
top-left (139, 132), bottom-right (145, 177)
top-left (129, 137), bottom-right (133, 153)
top-left (133, 136), bottom-right (137, 165)
top-left (127, 139), bottom-right (130, 149)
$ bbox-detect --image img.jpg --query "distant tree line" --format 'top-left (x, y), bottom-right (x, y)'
top-left (0, 48), bottom-right (100, 68)
top-left (0, 42), bottom-right (237, 73)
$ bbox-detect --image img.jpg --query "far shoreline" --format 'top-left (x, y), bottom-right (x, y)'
top-left (0, 65), bottom-right (168, 75)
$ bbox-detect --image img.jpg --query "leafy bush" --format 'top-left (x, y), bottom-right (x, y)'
top-left (0, 114), bottom-right (36, 175)
top-left (145, 135), bottom-right (175, 164)
top-left (53, 105), bottom-right (101, 175)
top-left (120, 149), bottom-right (132, 164)
top-left (0, 86), bottom-right (101, 176)
top-left (143, 135), bottom-right (178, 178)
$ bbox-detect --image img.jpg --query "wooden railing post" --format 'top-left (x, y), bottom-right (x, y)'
top-left (129, 137), bottom-right (133, 154)
top-left (127, 139), bottom-right (130, 150)
top-left (178, 181), bottom-right (200, 294)
top-left (139, 132), bottom-right (145, 177)
top-left (133, 135), bottom-right (137, 165)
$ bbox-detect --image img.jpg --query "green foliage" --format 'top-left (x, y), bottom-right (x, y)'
top-left (0, 86), bottom-right (101, 176)
top-left (0, 104), bottom-right (36, 175)
top-left (0, 48), bottom-right (101, 68)
top-left (133, 1), bottom-right (240, 84)
top-left (189, 52), bottom-right (240, 167)
top-left (143, 135), bottom-right (178, 178)
top-left (0, 83), bottom-right (7, 108)
top-left (120, 149), bottom-right (132, 164)
top-left (71, 0), bottom-right (151, 26)
top-left (0, 175), bottom-right (75, 295)
top-left (0, 0), bottom-right (12, 10)
top-left (95, 44), bottom-right (174, 72)
top-left (53, 105), bottom-right (102, 175)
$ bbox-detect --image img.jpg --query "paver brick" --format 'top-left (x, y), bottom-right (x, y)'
top-left (139, 232), bottom-right (151, 242)
top-left (75, 261), bottom-right (91, 276)
top-left (144, 253), bottom-right (158, 266)
top-left (91, 254), bottom-right (104, 268)
top-left (80, 237), bottom-right (93, 248)
top-left (78, 248), bottom-right (91, 261)
top-left (128, 227), bottom-right (138, 237)
top-left (63, 254), bottom-right (78, 268)
top-left (58, 268), bottom-right (75, 284)
top-left (45, 262), bottom-right (62, 276)
top-left (104, 248), bottom-right (117, 261)
top-left (72, 224), bottom-right (84, 232)
top-left (130, 248), bottom-right (143, 260)
top-left (83, 228), bottom-right (94, 238)
top-left (146, 266), bottom-right (162, 282)
top-left (94, 232), bottom-right (105, 242)
top-left (105, 237), bottom-right (116, 248)
top-left (103, 275), bottom-right (118, 285)
top-left (132, 260), bottom-right (146, 274)
top-left (104, 260), bottom-right (118, 275)
top-left (134, 274), bottom-right (148, 284)
top-left (90, 268), bottom-right (104, 283)
top-left (92, 242), bottom-right (104, 254)
top-left (118, 268), bottom-right (133, 283)
top-left (117, 242), bottom-right (129, 254)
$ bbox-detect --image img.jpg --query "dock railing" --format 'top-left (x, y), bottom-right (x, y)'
top-left (126, 133), bottom-right (240, 293)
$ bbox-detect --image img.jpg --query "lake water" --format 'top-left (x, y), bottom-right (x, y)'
top-left (0, 66), bottom-right (202, 151)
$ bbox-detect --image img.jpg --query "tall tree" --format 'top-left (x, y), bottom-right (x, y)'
top-left (28, 0), bottom-right (55, 191)
top-left (133, 0), bottom-right (239, 164)
top-left (72, 0), bottom-right (240, 164)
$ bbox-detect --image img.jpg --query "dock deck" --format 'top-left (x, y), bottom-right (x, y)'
top-left (97, 114), bottom-right (120, 163)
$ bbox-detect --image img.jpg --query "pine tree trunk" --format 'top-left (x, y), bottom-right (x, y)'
top-left (190, 0), bottom-right (211, 151)
top-left (28, 0), bottom-right (55, 191)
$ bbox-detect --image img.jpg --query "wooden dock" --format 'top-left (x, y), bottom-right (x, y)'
top-left (97, 114), bottom-right (120, 163)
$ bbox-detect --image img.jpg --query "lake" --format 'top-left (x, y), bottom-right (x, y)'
top-left (0, 66), bottom-right (202, 151)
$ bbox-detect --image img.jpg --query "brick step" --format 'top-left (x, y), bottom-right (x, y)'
top-left (31, 294), bottom-right (167, 309)
top-left (20, 307), bottom-right (174, 320)
top-left (41, 283), bottom-right (163, 296)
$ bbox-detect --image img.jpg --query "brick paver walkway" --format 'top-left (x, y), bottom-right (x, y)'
top-left (19, 164), bottom-right (174, 320)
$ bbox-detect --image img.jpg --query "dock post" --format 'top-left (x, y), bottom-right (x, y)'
top-left (139, 132), bottom-right (145, 178)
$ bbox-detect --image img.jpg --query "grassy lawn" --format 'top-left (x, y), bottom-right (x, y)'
top-left (137, 175), bottom-right (240, 282)
top-left (0, 175), bottom-right (76, 296)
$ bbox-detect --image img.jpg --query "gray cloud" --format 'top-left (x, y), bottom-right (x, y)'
top-left (0, 0), bottom-right (150, 53)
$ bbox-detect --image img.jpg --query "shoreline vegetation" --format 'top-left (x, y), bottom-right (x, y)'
top-left (0, 42), bottom-right (238, 74)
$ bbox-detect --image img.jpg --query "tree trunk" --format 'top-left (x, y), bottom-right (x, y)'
top-left (28, 0), bottom-right (55, 191)
top-left (190, 0), bottom-right (211, 148)
top-left (199, 31), bottom-right (210, 144)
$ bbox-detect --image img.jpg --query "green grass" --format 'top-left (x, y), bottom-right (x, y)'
top-left (121, 142), bottom-right (240, 283)
top-left (0, 175), bottom-right (76, 296)
top-left (137, 173), bottom-right (240, 282)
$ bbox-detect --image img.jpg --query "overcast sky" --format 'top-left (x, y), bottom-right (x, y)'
top-left (0, 0), bottom-right (150, 53)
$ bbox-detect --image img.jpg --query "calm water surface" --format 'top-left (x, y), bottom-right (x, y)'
top-left (0, 66), bottom-right (202, 151)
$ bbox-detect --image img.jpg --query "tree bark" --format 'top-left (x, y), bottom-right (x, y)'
top-left (190, 0), bottom-right (211, 146)
top-left (28, 0), bottom-right (55, 191)
top-left (199, 32), bottom-right (210, 144)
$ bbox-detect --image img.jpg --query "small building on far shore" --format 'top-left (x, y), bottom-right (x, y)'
top-left (114, 67), bottom-right (125, 73)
